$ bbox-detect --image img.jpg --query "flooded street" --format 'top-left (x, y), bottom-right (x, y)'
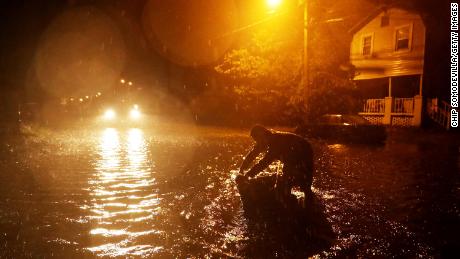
top-left (0, 126), bottom-right (459, 258)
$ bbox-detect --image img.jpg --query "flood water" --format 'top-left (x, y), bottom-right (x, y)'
top-left (0, 126), bottom-right (459, 258)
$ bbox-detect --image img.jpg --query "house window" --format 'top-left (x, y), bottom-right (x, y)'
top-left (395, 25), bottom-right (411, 51)
top-left (380, 15), bottom-right (389, 27)
top-left (362, 35), bottom-right (372, 56)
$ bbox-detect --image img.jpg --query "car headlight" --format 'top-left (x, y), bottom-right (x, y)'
top-left (129, 108), bottom-right (141, 120)
top-left (104, 109), bottom-right (116, 120)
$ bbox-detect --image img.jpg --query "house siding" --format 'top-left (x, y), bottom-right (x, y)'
top-left (350, 8), bottom-right (425, 80)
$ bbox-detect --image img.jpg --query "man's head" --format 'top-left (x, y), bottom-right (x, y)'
top-left (250, 125), bottom-right (271, 144)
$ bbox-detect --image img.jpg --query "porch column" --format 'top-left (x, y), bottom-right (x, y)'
top-left (383, 97), bottom-right (393, 125)
top-left (383, 76), bottom-right (393, 125)
top-left (413, 95), bottom-right (423, 126)
top-left (419, 74), bottom-right (423, 95)
top-left (388, 77), bottom-right (392, 97)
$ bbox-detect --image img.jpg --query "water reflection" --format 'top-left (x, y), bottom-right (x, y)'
top-left (84, 128), bottom-right (162, 257)
top-left (327, 143), bottom-right (347, 151)
top-left (99, 128), bottom-right (120, 171)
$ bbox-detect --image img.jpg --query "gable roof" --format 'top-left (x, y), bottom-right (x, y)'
top-left (348, 5), bottom-right (388, 34)
top-left (348, 5), bottom-right (425, 35)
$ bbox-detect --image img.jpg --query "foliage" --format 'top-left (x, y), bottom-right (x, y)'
top-left (215, 30), bottom-right (302, 94)
top-left (308, 71), bottom-right (361, 119)
top-left (211, 30), bottom-right (304, 126)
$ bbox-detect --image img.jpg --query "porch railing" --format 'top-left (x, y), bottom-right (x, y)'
top-left (427, 98), bottom-right (452, 130)
top-left (363, 98), bottom-right (385, 113)
top-left (393, 98), bottom-right (414, 114)
top-left (360, 96), bottom-right (423, 127)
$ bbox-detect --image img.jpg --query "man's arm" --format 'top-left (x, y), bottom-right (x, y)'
top-left (245, 152), bottom-right (275, 178)
top-left (239, 145), bottom-right (263, 173)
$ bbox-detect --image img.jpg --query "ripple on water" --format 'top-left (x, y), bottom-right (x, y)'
top-left (83, 128), bottom-right (163, 257)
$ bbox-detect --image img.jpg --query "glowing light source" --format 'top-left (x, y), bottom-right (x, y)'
top-left (130, 108), bottom-right (141, 120)
top-left (120, 79), bottom-right (125, 84)
top-left (104, 109), bottom-right (116, 120)
top-left (267, 0), bottom-right (282, 9)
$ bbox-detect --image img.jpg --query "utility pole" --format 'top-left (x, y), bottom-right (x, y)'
top-left (302, 0), bottom-right (309, 117)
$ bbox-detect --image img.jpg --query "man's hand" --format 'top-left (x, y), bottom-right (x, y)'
top-left (240, 145), bottom-right (263, 175)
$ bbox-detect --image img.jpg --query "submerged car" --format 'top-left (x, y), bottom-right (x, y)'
top-left (295, 114), bottom-right (387, 143)
top-left (99, 104), bottom-right (144, 127)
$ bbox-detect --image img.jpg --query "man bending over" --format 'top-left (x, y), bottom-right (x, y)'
top-left (239, 125), bottom-right (314, 199)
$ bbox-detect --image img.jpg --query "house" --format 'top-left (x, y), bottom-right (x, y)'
top-left (349, 6), bottom-right (425, 126)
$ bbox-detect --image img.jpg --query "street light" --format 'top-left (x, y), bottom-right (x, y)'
top-left (267, 0), bottom-right (282, 10)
